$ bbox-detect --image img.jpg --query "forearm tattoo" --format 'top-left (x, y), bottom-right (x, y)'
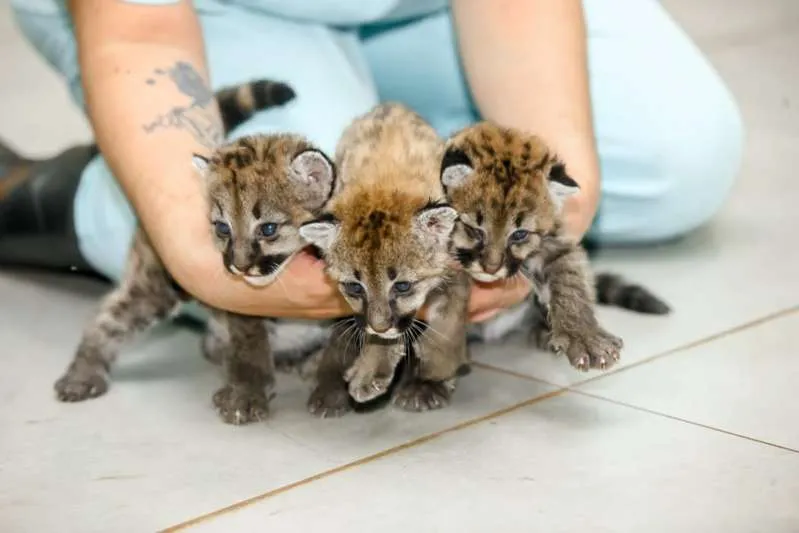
top-left (141, 61), bottom-right (224, 149)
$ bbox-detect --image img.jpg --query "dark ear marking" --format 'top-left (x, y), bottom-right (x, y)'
top-left (549, 162), bottom-right (580, 189)
top-left (416, 200), bottom-right (453, 215)
top-left (440, 148), bottom-right (474, 191)
top-left (421, 198), bottom-right (451, 212)
top-left (441, 147), bottom-right (472, 173)
top-left (307, 211), bottom-right (338, 225)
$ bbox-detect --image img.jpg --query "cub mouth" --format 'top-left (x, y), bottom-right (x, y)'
top-left (471, 271), bottom-right (503, 283)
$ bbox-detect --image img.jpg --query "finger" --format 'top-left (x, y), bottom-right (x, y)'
top-left (469, 308), bottom-right (502, 323)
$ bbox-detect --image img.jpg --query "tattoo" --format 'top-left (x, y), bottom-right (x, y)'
top-left (141, 61), bottom-right (223, 149)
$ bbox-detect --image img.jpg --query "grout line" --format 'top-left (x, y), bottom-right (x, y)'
top-left (470, 361), bottom-right (559, 385)
top-left (475, 304), bottom-right (799, 389)
top-left (161, 387), bottom-right (567, 532)
top-left (572, 389), bottom-right (799, 454)
top-left (163, 304), bottom-right (798, 531)
top-left (474, 305), bottom-right (799, 453)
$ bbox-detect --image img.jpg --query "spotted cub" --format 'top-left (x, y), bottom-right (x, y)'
top-left (301, 102), bottom-right (470, 416)
top-left (440, 122), bottom-right (647, 371)
top-left (55, 127), bottom-right (336, 424)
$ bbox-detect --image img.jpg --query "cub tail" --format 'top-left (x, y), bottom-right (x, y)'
top-left (594, 272), bottom-right (671, 315)
top-left (215, 79), bottom-right (296, 134)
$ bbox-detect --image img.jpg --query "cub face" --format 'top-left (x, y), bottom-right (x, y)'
top-left (440, 122), bottom-right (580, 282)
top-left (301, 188), bottom-right (457, 339)
top-left (192, 134), bottom-right (335, 286)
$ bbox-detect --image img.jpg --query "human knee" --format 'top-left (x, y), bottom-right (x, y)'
top-left (654, 82), bottom-right (743, 239)
top-left (605, 78), bottom-right (745, 244)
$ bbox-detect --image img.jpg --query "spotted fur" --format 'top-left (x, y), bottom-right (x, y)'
top-left (54, 92), bottom-right (338, 423)
top-left (302, 103), bottom-right (469, 416)
top-left (216, 79), bottom-right (295, 133)
top-left (442, 122), bottom-right (639, 371)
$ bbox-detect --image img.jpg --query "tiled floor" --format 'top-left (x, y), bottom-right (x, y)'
top-left (1, 1), bottom-right (797, 532)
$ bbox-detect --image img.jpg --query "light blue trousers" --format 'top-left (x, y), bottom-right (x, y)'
top-left (13, 0), bottom-right (743, 283)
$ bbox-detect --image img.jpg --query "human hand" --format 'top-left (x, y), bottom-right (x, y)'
top-left (466, 277), bottom-right (533, 323)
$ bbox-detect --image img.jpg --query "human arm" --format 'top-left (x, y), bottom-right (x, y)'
top-left (452, 0), bottom-right (600, 239)
top-left (69, 0), bottom-right (349, 319)
top-left (452, 0), bottom-right (601, 320)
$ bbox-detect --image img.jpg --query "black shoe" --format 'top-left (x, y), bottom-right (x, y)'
top-left (0, 141), bottom-right (98, 272)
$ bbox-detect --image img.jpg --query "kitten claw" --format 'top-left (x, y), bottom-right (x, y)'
top-left (307, 385), bottom-right (351, 418)
top-left (213, 385), bottom-right (270, 425)
top-left (550, 326), bottom-right (623, 372)
top-left (392, 380), bottom-right (451, 412)
top-left (345, 368), bottom-right (393, 404)
top-left (54, 363), bottom-right (109, 402)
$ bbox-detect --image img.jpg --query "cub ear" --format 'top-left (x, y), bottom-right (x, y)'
top-left (413, 203), bottom-right (458, 247)
top-left (299, 214), bottom-right (340, 252)
top-left (290, 149), bottom-right (336, 210)
top-left (547, 162), bottom-right (580, 209)
top-left (440, 148), bottom-right (474, 191)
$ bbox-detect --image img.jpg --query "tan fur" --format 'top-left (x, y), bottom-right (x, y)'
top-left (443, 122), bottom-right (565, 282)
top-left (303, 103), bottom-right (469, 415)
top-left (442, 121), bottom-right (624, 371)
top-left (55, 132), bottom-right (336, 424)
top-left (204, 134), bottom-right (330, 278)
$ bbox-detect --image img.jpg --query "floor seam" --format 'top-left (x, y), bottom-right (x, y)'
top-left (571, 390), bottom-right (799, 453)
top-left (162, 305), bottom-right (799, 531)
top-left (474, 304), bottom-right (799, 389)
top-left (160, 387), bottom-right (568, 532)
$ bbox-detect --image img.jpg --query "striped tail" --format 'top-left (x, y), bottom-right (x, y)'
top-left (594, 272), bottom-right (671, 315)
top-left (215, 79), bottom-right (296, 134)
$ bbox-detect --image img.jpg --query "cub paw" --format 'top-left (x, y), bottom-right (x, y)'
top-left (344, 365), bottom-right (392, 404)
top-left (307, 384), bottom-right (352, 418)
top-left (54, 363), bottom-right (109, 402)
top-left (549, 327), bottom-right (623, 372)
top-left (212, 385), bottom-right (270, 425)
top-left (392, 380), bottom-right (451, 412)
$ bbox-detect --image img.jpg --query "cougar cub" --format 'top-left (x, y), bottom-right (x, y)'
top-left (301, 103), bottom-right (470, 417)
top-left (439, 122), bottom-right (656, 371)
top-left (55, 80), bottom-right (337, 424)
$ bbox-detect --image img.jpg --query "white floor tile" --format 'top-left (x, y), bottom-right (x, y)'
top-left (188, 393), bottom-right (799, 533)
top-left (578, 311), bottom-right (799, 450)
top-left (0, 273), bottom-right (552, 532)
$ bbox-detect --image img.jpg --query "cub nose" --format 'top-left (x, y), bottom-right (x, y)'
top-left (482, 260), bottom-right (503, 275)
top-left (370, 323), bottom-right (391, 334)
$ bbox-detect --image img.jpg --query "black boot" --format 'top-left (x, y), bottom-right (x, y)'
top-left (0, 140), bottom-right (98, 272)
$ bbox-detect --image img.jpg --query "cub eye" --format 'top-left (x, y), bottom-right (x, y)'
top-left (393, 281), bottom-right (413, 294)
top-left (509, 229), bottom-right (530, 243)
top-left (342, 282), bottom-right (365, 297)
top-left (213, 221), bottom-right (231, 238)
top-left (463, 224), bottom-right (483, 242)
top-left (259, 222), bottom-right (279, 238)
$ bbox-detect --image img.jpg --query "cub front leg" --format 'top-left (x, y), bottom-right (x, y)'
top-left (392, 272), bottom-right (470, 412)
top-left (212, 311), bottom-right (275, 425)
top-left (55, 230), bottom-right (181, 402)
top-left (307, 319), bottom-right (361, 418)
top-left (527, 243), bottom-right (623, 372)
top-left (344, 336), bottom-right (404, 404)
